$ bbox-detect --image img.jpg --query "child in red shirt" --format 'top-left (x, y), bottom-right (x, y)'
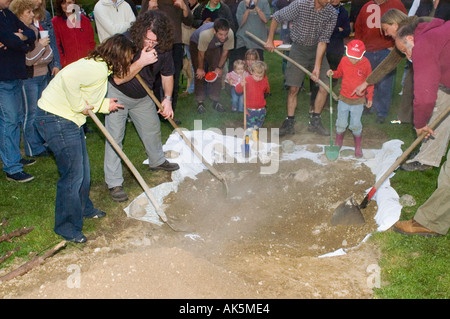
top-left (235, 61), bottom-right (270, 139)
top-left (327, 39), bottom-right (373, 158)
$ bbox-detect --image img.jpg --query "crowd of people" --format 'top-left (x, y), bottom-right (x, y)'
top-left (0, 0), bottom-right (448, 242)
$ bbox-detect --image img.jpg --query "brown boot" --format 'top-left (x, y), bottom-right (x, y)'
top-left (354, 134), bottom-right (363, 158)
top-left (393, 219), bottom-right (440, 237)
top-left (335, 132), bottom-right (345, 149)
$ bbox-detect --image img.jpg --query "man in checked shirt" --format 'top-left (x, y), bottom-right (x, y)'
top-left (265, 0), bottom-right (337, 136)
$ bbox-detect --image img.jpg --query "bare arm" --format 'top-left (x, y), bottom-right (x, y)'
top-left (312, 42), bottom-right (327, 82)
top-left (264, 19), bottom-right (278, 52)
top-left (159, 74), bottom-right (174, 119)
top-left (113, 47), bottom-right (158, 85)
top-left (195, 50), bottom-right (206, 79)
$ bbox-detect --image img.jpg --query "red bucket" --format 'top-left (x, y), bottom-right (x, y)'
top-left (205, 72), bottom-right (218, 83)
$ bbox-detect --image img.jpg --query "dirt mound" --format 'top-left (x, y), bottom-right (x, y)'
top-left (1, 155), bottom-right (381, 299)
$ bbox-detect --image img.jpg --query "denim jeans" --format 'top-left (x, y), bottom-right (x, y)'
top-left (230, 87), bottom-right (244, 112)
top-left (184, 45), bottom-right (195, 94)
top-left (22, 75), bottom-right (48, 156)
top-left (35, 109), bottom-right (97, 240)
top-left (365, 49), bottom-right (396, 118)
top-left (336, 101), bottom-right (364, 136)
top-left (0, 80), bottom-right (24, 175)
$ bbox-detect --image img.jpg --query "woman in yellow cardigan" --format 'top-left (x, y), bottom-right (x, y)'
top-left (36, 34), bottom-right (139, 243)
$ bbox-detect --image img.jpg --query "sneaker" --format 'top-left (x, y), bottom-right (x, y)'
top-left (150, 160), bottom-right (180, 172)
top-left (197, 103), bottom-right (206, 114)
top-left (20, 158), bottom-right (36, 166)
top-left (308, 115), bottom-right (330, 136)
top-left (85, 209), bottom-right (106, 219)
top-left (212, 101), bottom-right (226, 112)
top-left (279, 118), bottom-right (295, 137)
top-left (109, 186), bottom-right (129, 202)
top-left (66, 233), bottom-right (87, 243)
top-left (399, 161), bottom-right (433, 172)
top-left (6, 171), bottom-right (34, 183)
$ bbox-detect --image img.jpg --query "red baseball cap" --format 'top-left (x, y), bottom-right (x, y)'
top-left (345, 40), bottom-right (366, 60)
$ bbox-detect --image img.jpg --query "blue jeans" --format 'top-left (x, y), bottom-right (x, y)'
top-left (35, 109), bottom-right (97, 240)
top-left (0, 80), bottom-right (24, 175)
top-left (22, 75), bottom-right (48, 156)
top-left (365, 49), bottom-right (396, 118)
top-left (184, 45), bottom-right (195, 94)
top-left (231, 87), bottom-right (244, 112)
top-left (336, 101), bottom-right (364, 136)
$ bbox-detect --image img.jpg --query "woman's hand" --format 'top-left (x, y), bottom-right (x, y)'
top-left (82, 104), bottom-right (94, 115)
top-left (39, 36), bottom-right (50, 46)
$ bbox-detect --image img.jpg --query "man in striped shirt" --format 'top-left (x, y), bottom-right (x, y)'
top-left (265, 0), bottom-right (337, 136)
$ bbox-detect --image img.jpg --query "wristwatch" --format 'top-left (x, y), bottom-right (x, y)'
top-left (164, 96), bottom-right (172, 101)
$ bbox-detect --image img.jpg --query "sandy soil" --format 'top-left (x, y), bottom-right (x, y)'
top-left (0, 123), bottom-right (387, 299)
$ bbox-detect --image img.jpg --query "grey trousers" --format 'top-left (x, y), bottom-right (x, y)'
top-left (104, 83), bottom-right (165, 189)
top-left (415, 147), bottom-right (450, 235)
top-left (408, 88), bottom-right (450, 167)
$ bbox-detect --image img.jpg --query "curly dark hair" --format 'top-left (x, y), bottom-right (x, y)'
top-left (87, 34), bottom-right (137, 78)
top-left (129, 10), bottom-right (174, 53)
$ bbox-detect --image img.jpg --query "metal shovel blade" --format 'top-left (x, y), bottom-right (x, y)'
top-left (331, 196), bottom-right (365, 226)
top-left (325, 144), bottom-right (340, 161)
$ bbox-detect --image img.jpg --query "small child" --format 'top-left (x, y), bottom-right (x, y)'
top-left (244, 49), bottom-right (260, 75)
top-left (235, 61), bottom-right (270, 140)
top-left (327, 39), bottom-right (373, 158)
top-left (225, 59), bottom-right (247, 112)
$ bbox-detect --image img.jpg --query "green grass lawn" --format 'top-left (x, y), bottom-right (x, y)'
top-left (1, 3), bottom-right (448, 298)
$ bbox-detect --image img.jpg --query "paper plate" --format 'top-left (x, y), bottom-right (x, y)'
top-left (205, 72), bottom-right (218, 83)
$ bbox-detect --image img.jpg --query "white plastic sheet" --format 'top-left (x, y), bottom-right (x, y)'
top-left (125, 130), bottom-right (405, 256)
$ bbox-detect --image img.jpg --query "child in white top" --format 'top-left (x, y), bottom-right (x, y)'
top-left (225, 59), bottom-right (247, 112)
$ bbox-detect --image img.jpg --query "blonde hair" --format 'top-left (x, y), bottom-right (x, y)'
top-left (244, 49), bottom-right (260, 61)
top-left (250, 61), bottom-right (267, 76)
top-left (9, 0), bottom-right (36, 18)
top-left (380, 8), bottom-right (407, 25)
top-left (233, 59), bottom-right (245, 71)
top-left (33, 0), bottom-right (47, 21)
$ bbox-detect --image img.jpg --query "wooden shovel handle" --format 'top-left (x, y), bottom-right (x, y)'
top-left (135, 74), bottom-right (227, 184)
top-left (245, 31), bottom-right (339, 101)
top-left (360, 104), bottom-right (450, 208)
top-left (87, 109), bottom-right (167, 222)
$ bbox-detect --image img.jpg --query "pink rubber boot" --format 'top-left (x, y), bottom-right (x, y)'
top-left (335, 132), bottom-right (345, 149)
top-left (354, 134), bottom-right (363, 158)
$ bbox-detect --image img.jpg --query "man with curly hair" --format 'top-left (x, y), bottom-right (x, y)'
top-left (104, 10), bottom-right (180, 203)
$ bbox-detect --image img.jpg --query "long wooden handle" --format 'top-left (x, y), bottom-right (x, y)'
top-left (135, 74), bottom-right (227, 184)
top-left (245, 31), bottom-right (339, 101)
top-left (360, 104), bottom-right (450, 208)
top-left (87, 109), bottom-right (167, 222)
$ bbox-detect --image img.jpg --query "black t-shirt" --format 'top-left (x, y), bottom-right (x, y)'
top-left (108, 33), bottom-right (175, 99)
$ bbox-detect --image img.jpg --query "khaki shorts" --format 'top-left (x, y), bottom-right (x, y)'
top-left (285, 43), bottom-right (330, 88)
